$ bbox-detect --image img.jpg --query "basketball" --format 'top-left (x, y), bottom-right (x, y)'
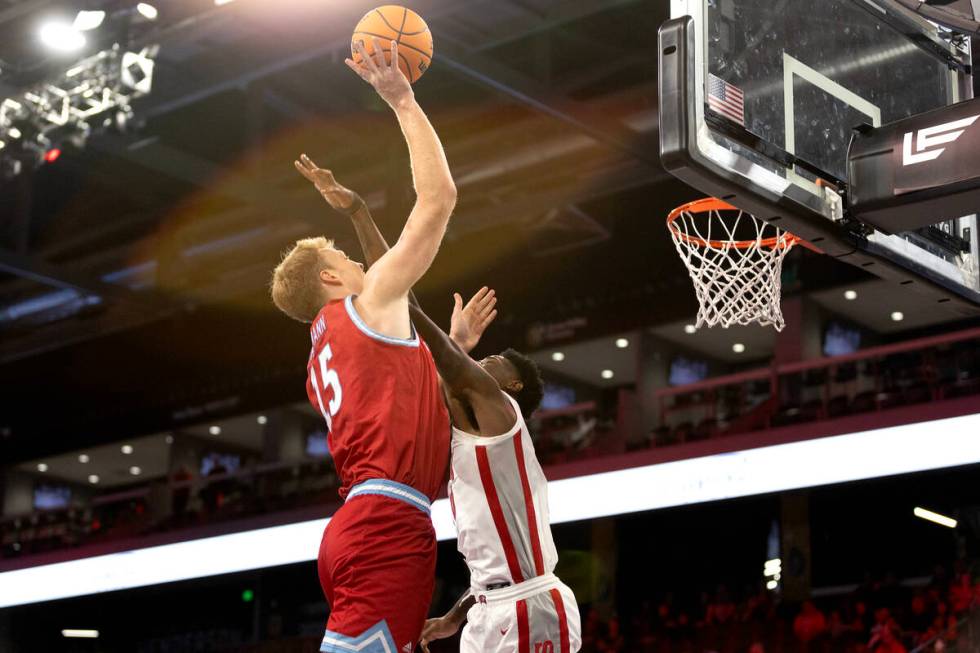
top-left (351, 6), bottom-right (433, 84)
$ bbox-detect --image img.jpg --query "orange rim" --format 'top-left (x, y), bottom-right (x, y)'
top-left (667, 198), bottom-right (801, 250)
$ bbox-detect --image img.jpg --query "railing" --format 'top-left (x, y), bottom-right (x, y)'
top-left (3, 328), bottom-right (980, 562)
top-left (532, 389), bottom-right (634, 464)
top-left (651, 326), bottom-right (980, 446)
top-left (1, 457), bottom-right (340, 560)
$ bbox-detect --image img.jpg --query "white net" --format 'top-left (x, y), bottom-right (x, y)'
top-left (668, 200), bottom-right (799, 331)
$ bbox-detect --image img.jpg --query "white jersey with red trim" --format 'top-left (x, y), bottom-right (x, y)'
top-left (448, 393), bottom-right (558, 590)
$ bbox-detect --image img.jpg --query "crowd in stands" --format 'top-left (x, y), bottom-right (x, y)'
top-left (3, 331), bottom-right (980, 561)
top-left (127, 564), bottom-right (980, 653)
top-left (580, 567), bottom-right (979, 653)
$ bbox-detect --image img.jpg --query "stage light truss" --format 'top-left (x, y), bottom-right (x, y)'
top-left (0, 44), bottom-right (158, 171)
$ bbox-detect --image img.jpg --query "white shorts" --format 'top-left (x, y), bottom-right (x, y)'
top-left (460, 573), bottom-right (581, 653)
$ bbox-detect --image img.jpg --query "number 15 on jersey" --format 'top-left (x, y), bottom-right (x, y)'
top-left (311, 344), bottom-right (342, 429)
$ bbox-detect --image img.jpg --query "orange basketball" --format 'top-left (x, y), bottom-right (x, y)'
top-left (351, 5), bottom-right (433, 84)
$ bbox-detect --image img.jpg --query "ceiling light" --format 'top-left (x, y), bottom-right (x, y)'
top-left (615, 338), bottom-right (629, 349)
top-left (601, 369), bottom-right (614, 379)
top-left (684, 324), bottom-right (697, 334)
top-left (891, 311), bottom-right (904, 322)
top-left (72, 10), bottom-right (105, 31)
top-left (129, 466), bottom-right (142, 476)
top-left (732, 343), bottom-right (746, 353)
top-left (763, 558), bottom-right (781, 576)
top-left (88, 474), bottom-right (99, 484)
top-left (844, 290), bottom-right (857, 300)
top-left (766, 580), bottom-right (778, 590)
top-left (121, 445), bottom-right (133, 455)
top-left (78, 454), bottom-right (90, 463)
top-left (37, 463), bottom-right (48, 472)
top-left (136, 3), bottom-right (158, 20)
top-left (914, 506), bottom-right (957, 529)
top-left (551, 352), bottom-right (565, 362)
top-left (257, 415), bottom-right (268, 425)
top-left (39, 21), bottom-right (86, 53)
top-left (164, 434), bottom-right (174, 444)
top-left (209, 425), bottom-right (221, 435)
top-left (8, 127), bottom-right (21, 140)
top-left (62, 630), bottom-right (99, 638)
top-left (214, 0), bottom-right (235, 5)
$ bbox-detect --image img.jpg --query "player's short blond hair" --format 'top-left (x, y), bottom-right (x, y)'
top-left (270, 236), bottom-right (334, 323)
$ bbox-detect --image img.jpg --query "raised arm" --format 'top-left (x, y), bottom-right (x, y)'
top-left (408, 303), bottom-right (515, 435)
top-left (345, 39), bottom-right (457, 336)
top-left (294, 154), bottom-right (418, 305)
top-left (294, 155), bottom-right (497, 353)
top-left (293, 154), bottom-right (502, 416)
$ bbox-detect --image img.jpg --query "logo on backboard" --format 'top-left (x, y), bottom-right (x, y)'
top-left (902, 115), bottom-right (980, 166)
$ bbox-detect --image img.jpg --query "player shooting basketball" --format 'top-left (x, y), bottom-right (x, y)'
top-left (271, 39), bottom-right (456, 653)
top-left (294, 154), bottom-right (583, 653)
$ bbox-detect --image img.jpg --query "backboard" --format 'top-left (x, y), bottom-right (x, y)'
top-left (659, 0), bottom-right (980, 312)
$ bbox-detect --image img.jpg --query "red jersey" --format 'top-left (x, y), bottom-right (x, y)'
top-left (305, 295), bottom-right (450, 502)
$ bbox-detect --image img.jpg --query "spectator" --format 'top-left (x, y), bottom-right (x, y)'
top-left (870, 607), bottom-right (897, 636)
top-left (741, 585), bottom-right (774, 623)
top-left (869, 623), bottom-right (907, 653)
top-left (906, 593), bottom-right (931, 636)
top-left (949, 572), bottom-right (975, 615)
top-left (706, 585), bottom-right (737, 625)
top-left (597, 615), bottom-right (624, 653)
top-left (674, 611), bottom-right (695, 642)
top-left (828, 609), bottom-right (847, 642)
top-left (171, 465), bottom-right (193, 520)
top-left (581, 608), bottom-right (602, 651)
top-left (655, 597), bottom-right (676, 631)
top-left (630, 602), bottom-right (657, 653)
top-left (919, 615), bottom-right (949, 650)
top-left (200, 457), bottom-right (228, 513)
top-left (794, 600), bottom-right (828, 645)
top-left (849, 600), bottom-right (871, 641)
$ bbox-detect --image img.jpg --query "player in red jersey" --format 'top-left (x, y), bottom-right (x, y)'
top-left (270, 39), bottom-right (456, 653)
top-left (294, 159), bottom-right (580, 653)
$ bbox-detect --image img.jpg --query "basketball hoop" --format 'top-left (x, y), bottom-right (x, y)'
top-left (667, 198), bottom-right (802, 332)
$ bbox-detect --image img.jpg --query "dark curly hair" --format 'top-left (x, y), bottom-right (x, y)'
top-left (501, 348), bottom-right (544, 419)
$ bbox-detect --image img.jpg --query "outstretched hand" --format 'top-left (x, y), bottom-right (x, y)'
top-left (345, 37), bottom-right (414, 109)
top-left (294, 154), bottom-right (356, 211)
top-left (420, 617), bottom-right (459, 653)
top-left (450, 287), bottom-right (498, 354)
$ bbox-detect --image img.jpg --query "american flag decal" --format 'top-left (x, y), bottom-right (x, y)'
top-left (707, 73), bottom-right (745, 127)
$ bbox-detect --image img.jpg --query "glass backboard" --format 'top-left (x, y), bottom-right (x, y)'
top-left (659, 0), bottom-right (980, 311)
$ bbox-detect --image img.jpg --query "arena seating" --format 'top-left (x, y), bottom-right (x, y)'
top-left (649, 328), bottom-right (980, 448)
top-left (3, 328), bottom-right (980, 562)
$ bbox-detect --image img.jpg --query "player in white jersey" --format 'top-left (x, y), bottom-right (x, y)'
top-left (425, 377), bottom-right (582, 653)
top-left (292, 156), bottom-right (581, 653)
top-left (405, 305), bottom-right (580, 653)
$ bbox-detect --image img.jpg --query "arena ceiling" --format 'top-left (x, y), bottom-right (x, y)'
top-left (0, 0), bottom-right (976, 462)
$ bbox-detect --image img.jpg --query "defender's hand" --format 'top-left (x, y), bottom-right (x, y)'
top-left (450, 287), bottom-right (497, 354)
top-left (294, 154), bottom-right (356, 210)
top-left (345, 38), bottom-right (414, 109)
top-left (420, 617), bottom-right (460, 652)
